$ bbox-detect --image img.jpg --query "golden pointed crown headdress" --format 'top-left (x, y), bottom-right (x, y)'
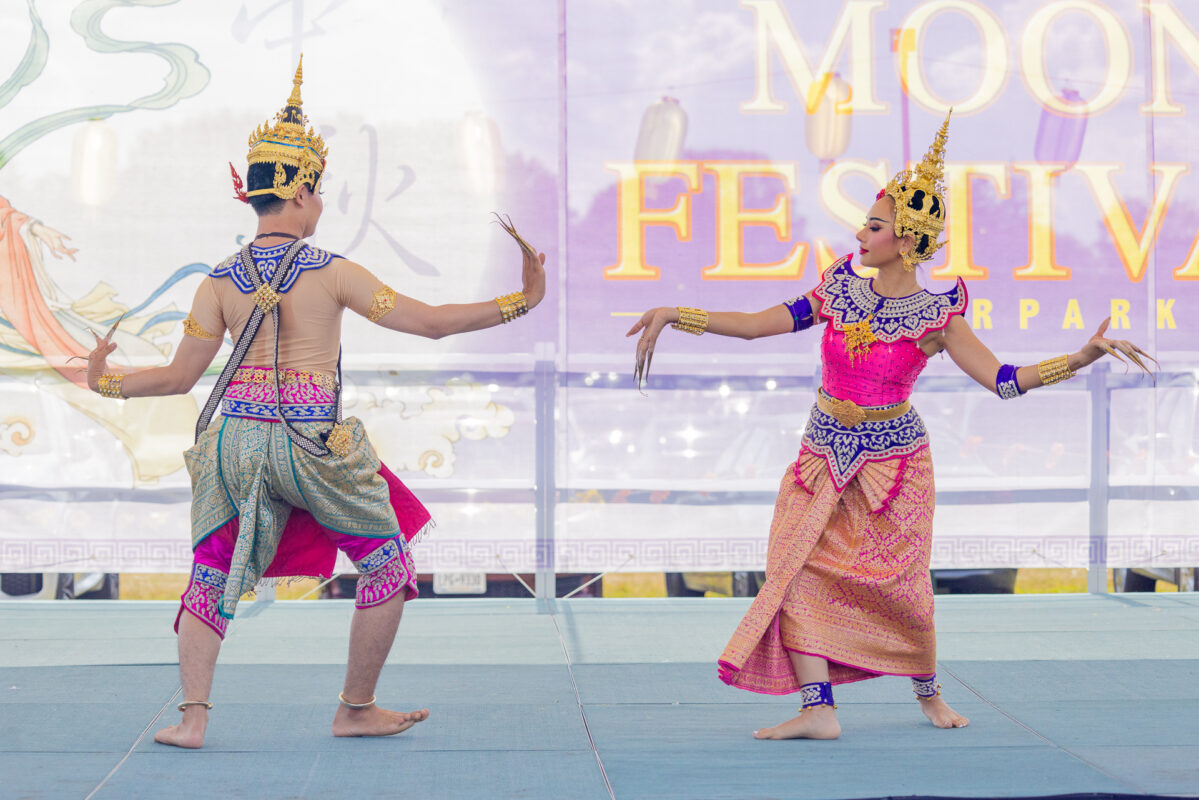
top-left (881, 109), bottom-right (951, 268)
top-left (239, 56), bottom-right (329, 200)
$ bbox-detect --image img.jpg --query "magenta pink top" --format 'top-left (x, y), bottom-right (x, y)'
top-left (811, 256), bottom-right (967, 408)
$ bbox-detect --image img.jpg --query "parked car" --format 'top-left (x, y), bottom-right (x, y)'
top-left (1115, 567), bottom-right (1197, 592)
top-left (0, 572), bottom-right (120, 600)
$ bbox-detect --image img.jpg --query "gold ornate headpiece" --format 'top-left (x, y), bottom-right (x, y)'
top-left (236, 56), bottom-right (329, 201)
top-left (881, 109), bottom-right (951, 270)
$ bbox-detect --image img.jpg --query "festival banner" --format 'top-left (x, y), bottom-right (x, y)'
top-left (0, 0), bottom-right (1195, 579)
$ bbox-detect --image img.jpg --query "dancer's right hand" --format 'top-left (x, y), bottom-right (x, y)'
top-left (626, 307), bottom-right (680, 393)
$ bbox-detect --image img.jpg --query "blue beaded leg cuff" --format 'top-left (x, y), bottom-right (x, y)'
top-left (912, 675), bottom-right (941, 698)
top-left (798, 681), bottom-right (836, 710)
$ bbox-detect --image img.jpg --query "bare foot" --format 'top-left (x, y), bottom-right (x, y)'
top-left (753, 705), bottom-right (841, 740)
top-left (918, 695), bottom-right (969, 728)
top-left (332, 704), bottom-right (430, 737)
top-left (154, 708), bottom-right (207, 749)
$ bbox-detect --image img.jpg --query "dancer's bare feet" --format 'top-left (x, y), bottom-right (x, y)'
top-left (753, 705), bottom-right (841, 740)
top-left (332, 704), bottom-right (430, 737)
top-left (918, 694), bottom-right (969, 728)
top-left (154, 708), bottom-right (208, 749)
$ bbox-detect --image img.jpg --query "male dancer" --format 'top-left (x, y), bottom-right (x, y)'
top-left (85, 59), bottom-right (546, 748)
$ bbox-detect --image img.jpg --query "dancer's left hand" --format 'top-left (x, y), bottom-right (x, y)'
top-left (1080, 317), bottom-right (1158, 379)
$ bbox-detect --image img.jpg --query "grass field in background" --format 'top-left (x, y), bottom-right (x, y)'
top-left (117, 568), bottom-right (1177, 601)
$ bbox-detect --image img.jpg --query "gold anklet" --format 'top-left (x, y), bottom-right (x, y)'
top-left (338, 692), bottom-right (376, 709)
top-left (177, 700), bottom-right (213, 712)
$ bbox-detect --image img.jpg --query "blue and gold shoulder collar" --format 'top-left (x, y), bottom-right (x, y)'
top-left (211, 242), bottom-right (340, 294)
top-left (812, 254), bottom-right (968, 342)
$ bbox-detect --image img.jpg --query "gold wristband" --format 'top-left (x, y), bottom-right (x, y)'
top-left (496, 291), bottom-right (528, 323)
top-left (97, 373), bottom-right (125, 399)
top-left (1036, 354), bottom-right (1074, 386)
top-left (672, 307), bottom-right (708, 335)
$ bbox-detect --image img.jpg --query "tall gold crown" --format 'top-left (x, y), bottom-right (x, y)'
top-left (882, 109), bottom-right (951, 268)
top-left (245, 56), bottom-right (329, 199)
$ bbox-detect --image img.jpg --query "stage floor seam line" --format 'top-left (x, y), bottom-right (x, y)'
top-left (548, 609), bottom-right (616, 800)
top-left (83, 683), bottom-right (180, 800)
top-left (938, 662), bottom-right (1143, 794)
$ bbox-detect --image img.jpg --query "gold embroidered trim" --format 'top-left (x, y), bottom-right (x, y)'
top-left (232, 367), bottom-right (337, 392)
top-left (183, 314), bottom-right (220, 341)
top-left (368, 286), bottom-right (397, 323)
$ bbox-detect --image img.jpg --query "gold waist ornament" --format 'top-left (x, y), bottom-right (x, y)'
top-left (232, 367), bottom-right (338, 393)
top-left (816, 389), bottom-right (910, 429)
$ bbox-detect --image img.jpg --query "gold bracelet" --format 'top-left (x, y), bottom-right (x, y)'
top-left (496, 291), bottom-right (528, 323)
top-left (97, 372), bottom-right (125, 399)
top-left (1036, 354), bottom-right (1074, 386)
top-left (672, 307), bottom-right (708, 335)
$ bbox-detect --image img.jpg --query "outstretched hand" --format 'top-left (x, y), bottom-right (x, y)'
top-left (30, 223), bottom-right (79, 261)
top-left (493, 213), bottom-right (546, 308)
top-left (1084, 316), bottom-right (1158, 382)
top-left (84, 315), bottom-right (123, 392)
top-left (626, 307), bottom-right (678, 394)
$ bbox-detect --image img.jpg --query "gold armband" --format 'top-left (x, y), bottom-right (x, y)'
top-left (97, 373), bottom-right (125, 399)
top-left (367, 286), bottom-right (397, 323)
top-left (182, 314), bottom-right (221, 341)
top-left (672, 307), bottom-right (708, 335)
top-left (1037, 354), bottom-right (1075, 386)
top-left (496, 291), bottom-right (528, 323)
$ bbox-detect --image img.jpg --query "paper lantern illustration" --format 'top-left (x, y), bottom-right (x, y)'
top-left (805, 73), bottom-right (852, 165)
top-left (1034, 88), bottom-right (1087, 168)
top-left (635, 96), bottom-right (688, 161)
top-left (459, 111), bottom-right (506, 197)
top-left (71, 119), bottom-right (117, 206)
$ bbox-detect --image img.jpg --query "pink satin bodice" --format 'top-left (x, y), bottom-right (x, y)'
top-left (820, 326), bottom-right (929, 406)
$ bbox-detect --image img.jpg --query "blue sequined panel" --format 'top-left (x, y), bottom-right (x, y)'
top-left (814, 255), bottom-right (968, 343)
top-left (801, 401), bottom-right (930, 490)
top-left (221, 398), bottom-right (337, 421)
top-left (353, 538), bottom-right (405, 572)
top-left (210, 242), bottom-right (339, 294)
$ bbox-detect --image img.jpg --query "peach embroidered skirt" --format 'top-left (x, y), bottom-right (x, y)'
top-left (718, 449), bottom-right (937, 694)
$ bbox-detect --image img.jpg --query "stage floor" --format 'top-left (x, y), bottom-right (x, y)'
top-left (3, 594), bottom-right (1199, 799)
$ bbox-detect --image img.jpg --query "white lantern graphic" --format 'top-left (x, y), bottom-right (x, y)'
top-left (804, 73), bottom-right (852, 168)
top-left (458, 111), bottom-right (506, 197)
top-left (635, 96), bottom-right (687, 161)
top-left (71, 119), bottom-right (118, 206)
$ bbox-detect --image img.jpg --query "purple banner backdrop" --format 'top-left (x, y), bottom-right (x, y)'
top-left (0, 0), bottom-right (1196, 577)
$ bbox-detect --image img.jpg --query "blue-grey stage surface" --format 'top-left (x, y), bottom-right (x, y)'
top-left (3, 594), bottom-right (1198, 799)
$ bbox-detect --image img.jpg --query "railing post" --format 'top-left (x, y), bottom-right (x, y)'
top-left (534, 349), bottom-right (557, 608)
top-left (1087, 363), bottom-right (1110, 594)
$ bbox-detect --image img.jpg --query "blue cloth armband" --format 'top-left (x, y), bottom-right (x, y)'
top-left (996, 363), bottom-right (1024, 399)
top-left (784, 295), bottom-right (814, 333)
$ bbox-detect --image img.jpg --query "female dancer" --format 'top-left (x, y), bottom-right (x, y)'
top-left (627, 113), bottom-right (1153, 739)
